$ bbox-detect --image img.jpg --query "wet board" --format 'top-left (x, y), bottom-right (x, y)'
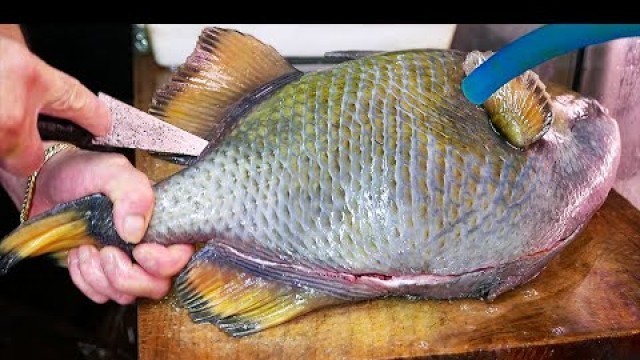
top-left (134, 54), bottom-right (640, 360)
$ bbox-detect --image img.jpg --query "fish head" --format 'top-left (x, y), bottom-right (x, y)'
top-left (535, 85), bottom-right (621, 235)
top-left (464, 51), bottom-right (621, 232)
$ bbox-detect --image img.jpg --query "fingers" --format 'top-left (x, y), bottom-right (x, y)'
top-left (100, 247), bottom-right (170, 300)
top-left (38, 151), bottom-right (156, 244)
top-left (0, 39), bottom-right (46, 175)
top-left (0, 38), bottom-right (110, 176)
top-left (0, 24), bottom-right (26, 44)
top-left (68, 248), bottom-right (108, 304)
top-left (98, 156), bottom-right (155, 244)
top-left (75, 245), bottom-right (135, 305)
top-left (133, 244), bottom-right (194, 278)
top-left (35, 62), bottom-right (111, 136)
top-left (68, 245), bottom-right (187, 304)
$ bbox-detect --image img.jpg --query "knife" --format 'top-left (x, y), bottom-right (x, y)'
top-left (37, 93), bottom-right (208, 157)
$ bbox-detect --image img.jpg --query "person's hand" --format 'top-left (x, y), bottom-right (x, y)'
top-left (0, 25), bottom-right (194, 304)
top-left (30, 144), bottom-right (194, 304)
top-left (0, 33), bottom-right (111, 176)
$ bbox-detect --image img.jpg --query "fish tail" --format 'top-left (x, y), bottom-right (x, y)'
top-left (0, 194), bottom-right (132, 274)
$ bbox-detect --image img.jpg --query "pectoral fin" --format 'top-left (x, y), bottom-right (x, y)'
top-left (463, 51), bottom-right (554, 149)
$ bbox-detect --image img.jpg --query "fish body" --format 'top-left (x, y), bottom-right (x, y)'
top-left (0, 28), bottom-right (621, 336)
top-left (146, 47), bottom-right (619, 299)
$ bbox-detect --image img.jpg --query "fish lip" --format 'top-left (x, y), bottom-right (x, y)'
top-left (553, 94), bottom-right (613, 132)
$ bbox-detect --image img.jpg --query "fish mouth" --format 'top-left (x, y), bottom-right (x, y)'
top-left (551, 93), bottom-right (611, 132)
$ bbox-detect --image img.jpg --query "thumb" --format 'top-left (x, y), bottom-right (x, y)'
top-left (33, 56), bottom-right (111, 136)
top-left (105, 169), bottom-right (155, 244)
top-left (35, 149), bottom-right (155, 243)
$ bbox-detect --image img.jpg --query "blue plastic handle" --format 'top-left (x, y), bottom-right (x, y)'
top-left (462, 24), bottom-right (640, 105)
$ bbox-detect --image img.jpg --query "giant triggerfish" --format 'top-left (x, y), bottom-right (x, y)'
top-left (0, 28), bottom-right (620, 337)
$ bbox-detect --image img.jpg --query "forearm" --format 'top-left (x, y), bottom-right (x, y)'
top-left (0, 24), bottom-right (26, 44)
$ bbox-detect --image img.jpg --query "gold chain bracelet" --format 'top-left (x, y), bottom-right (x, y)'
top-left (19, 143), bottom-right (77, 224)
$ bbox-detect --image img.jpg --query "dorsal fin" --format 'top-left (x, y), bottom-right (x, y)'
top-left (463, 51), bottom-right (553, 149)
top-left (149, 27), bottom-right (300, 140)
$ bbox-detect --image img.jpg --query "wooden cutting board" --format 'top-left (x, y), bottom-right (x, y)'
top-left (134, 54), bottom-right (640, 360)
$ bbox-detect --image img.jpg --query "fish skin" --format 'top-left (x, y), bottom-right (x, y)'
top-left (142, 49), bottom-right (620, 299)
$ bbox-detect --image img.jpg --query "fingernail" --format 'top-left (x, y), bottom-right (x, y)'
top-left (136, 247), bottom-right (156, 268)
top-left (123, 215), bottom-right (146, 244)
top-left (103, 251), bottom-right (118, 271)
top-left (169, 244), bottom-right (193, 258)
top-left (67, 249), bottom-right (77, 266)
top-left (78, 246), bottom-right (90, 261)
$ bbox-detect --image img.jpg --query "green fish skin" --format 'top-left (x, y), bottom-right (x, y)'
top-left (0, 27), bottom-right (621, 337)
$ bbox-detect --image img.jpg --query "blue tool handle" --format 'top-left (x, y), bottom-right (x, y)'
top-left (462, 24), bottom-right (640, 105)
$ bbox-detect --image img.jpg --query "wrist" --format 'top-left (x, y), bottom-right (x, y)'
top-left (20, 142), bottom-right (78, 222)
top-left (0, 141), bottom-right (77, 220)
top-left (0, 141), bottom-right (59, 210)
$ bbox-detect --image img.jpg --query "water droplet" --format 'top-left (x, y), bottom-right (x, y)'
top-left (485, 305), bottom-right (498, 314)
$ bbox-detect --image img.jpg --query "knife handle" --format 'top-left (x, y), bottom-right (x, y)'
top-left (37, 117), bottom-right (95, 148)
top-left (37, 117), bottom-right (135, 157)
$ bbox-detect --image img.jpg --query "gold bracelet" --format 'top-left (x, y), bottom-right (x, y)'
top-left (19, 143), bottom-right (77, 224)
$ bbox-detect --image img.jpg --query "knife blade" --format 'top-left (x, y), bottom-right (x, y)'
top-left (37, 93), bottom-right (208, 157)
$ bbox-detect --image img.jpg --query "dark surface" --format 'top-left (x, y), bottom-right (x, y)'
top-left (0, 24), bottom-right (136, 360)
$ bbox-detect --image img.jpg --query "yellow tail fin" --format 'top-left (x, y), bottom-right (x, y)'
top-left (0, 194), bottom-right (129, 273)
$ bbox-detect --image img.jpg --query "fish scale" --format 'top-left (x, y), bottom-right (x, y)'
top-left (146, 51), bottom-right (552, 275)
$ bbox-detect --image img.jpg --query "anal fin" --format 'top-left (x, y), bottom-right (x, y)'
top-left (175, 250), bottom-right (342, 337)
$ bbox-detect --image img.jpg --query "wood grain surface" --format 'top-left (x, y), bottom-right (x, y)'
top-left (134, 54), bottom-right (640, 360)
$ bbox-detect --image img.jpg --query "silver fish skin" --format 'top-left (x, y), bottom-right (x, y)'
top-left (144, 49), bottom-right (620, 300)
